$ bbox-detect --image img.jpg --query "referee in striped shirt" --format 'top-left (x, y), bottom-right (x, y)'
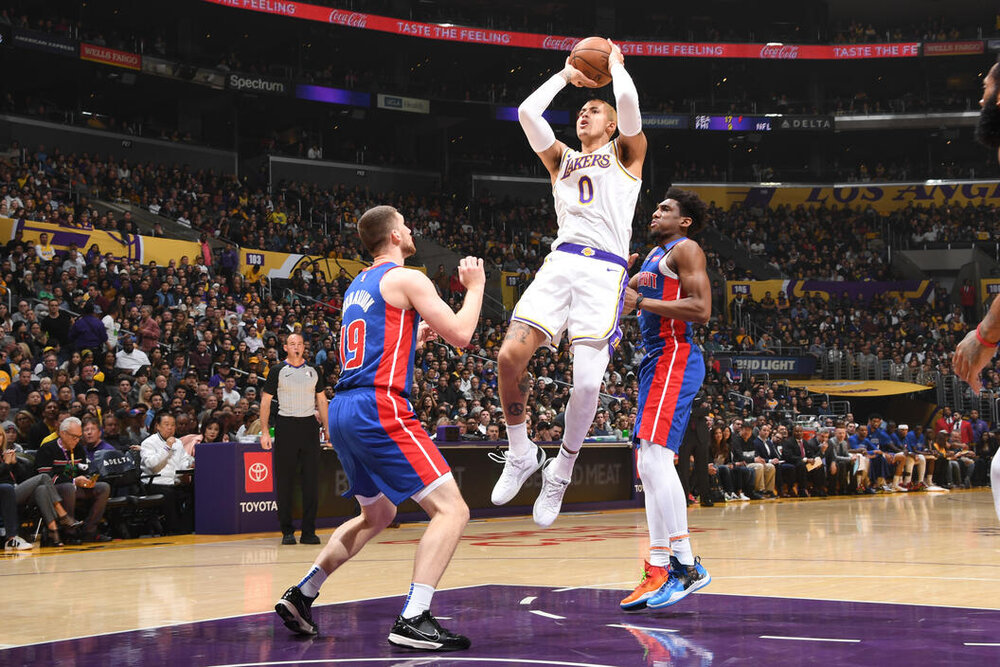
top-left (260, 332), bottom-right (329, 545)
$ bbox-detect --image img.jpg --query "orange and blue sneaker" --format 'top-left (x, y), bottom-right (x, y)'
top-left (620, 560), bottom-right (670, 611)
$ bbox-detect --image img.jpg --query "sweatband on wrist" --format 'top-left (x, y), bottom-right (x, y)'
top-left (976, 325), bottom-right (998, 348)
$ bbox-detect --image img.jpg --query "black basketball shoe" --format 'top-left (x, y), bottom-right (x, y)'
top-left (387, 611), bottom-right (471, 651)
top-left (275, 586), bottom-right (318, 636)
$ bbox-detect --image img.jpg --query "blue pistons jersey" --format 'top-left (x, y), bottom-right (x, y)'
top-left (335, 262), bottom-right (419, 397)
top-left (330, 261), bottom-right (449, 505)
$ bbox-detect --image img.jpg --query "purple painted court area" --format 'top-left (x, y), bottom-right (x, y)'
top-left (6, 586), bottom-right (1000, 666)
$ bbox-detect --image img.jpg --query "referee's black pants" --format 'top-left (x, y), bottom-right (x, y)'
top-left (274, 415), bottom-right (320, 536)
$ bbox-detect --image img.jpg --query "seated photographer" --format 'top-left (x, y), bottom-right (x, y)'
top-left (140, 411), bottom-right (194, 534)
top-left (32, 417), bottom-right (112, 543)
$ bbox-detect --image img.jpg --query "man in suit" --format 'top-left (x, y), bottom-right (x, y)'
top-left (678, 397), bottom-right (712, 507)
top-left (753, 423), bottom-right (782, 496)
top-left (827, 424), bottom-right (857, 494)
top-left (949, 411), bottom-right (974, 445)
top-left (803, 428), bottom-right (830, 496)
top-left (779, 424), bottom-right (810, 497)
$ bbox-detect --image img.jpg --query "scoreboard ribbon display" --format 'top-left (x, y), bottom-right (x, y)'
top-left (203, 1), bottom-right (924, 60)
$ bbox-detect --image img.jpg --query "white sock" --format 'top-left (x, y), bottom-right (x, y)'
top-left (401, 582), bottom-right (435, 619)
top-left (506, 421), bottom-right (532, 459)
top-left (670, 534), bottom-right (694, 567)
top-left (639, 439), bottom-right (693, 566)
top-left (638, 440), bottom-right (671, 568)
top-left (551, 445), bottom-right (578, 481)
top-left (297, 565), bottom-right (328, 598)
top-left (649, 544), bottom-right (672, 568)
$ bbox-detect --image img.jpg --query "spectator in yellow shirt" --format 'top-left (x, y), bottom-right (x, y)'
top-left (35, 232), bottom-right (56, 262)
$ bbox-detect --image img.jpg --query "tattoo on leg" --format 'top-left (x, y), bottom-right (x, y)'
top-left (507, 402), bottom-right (525, 417)
top-left (504, 322), bottom-right (531, 343)
top-left (516, 370), bottom-right (531, 397)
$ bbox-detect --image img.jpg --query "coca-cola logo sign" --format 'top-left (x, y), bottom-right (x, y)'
top-left (759, 44), bottom-right (800, 59)
top-left (328, 9), bottom-right (368, 28)
top-left (542, 36), bottom-right (577, 51)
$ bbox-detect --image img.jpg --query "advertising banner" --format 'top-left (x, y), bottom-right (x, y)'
top-left (726, 279), bottom-right (934, 315)
top-left (243, 451), bottom-right (274, 493)
top-left (792, 380), bottom-right (932, 396)
top-left (0, 217), bottom-right (203, 267)
top-left (377, 93), bottom-right (430, 114)
top-left (495, 106), bottom-right (570, 124)
top-left (642, 113), bottom-right (691, 129)
top-left (730, 355), bottom-right (817, 376)
top-left (923, 41), bottom-right (984, 56)
top-left (295, 83), bottom-right (370, 107)
top-left (685, 181), bottom-right (1000, 214)
top-left (80, 42), bottom-right (141, 70)
top-left (196, 440), bottom-right (633, 534)
top-left (201, 1), bottom-right (919, 60)
top-left (12, 27), bottom-right (77, 56)
top-left (776, 115), bottom-right (834, 131)
top-left (226, 71), bottom-right (290, 95)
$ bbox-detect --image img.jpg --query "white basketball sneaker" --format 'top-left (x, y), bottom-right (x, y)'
top-left (490, 444), bottom-right (547, 506)
top-left (532, 459), bottom-right (571, 527)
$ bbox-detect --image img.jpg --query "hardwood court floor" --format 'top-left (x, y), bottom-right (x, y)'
top-left (3, 488), bottom-right (998, 649)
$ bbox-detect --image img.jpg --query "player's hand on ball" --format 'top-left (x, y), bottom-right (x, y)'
top-left (561, 57), bottom-right (598, 88)
top-left (458, 257), bottom-right (485, 290)
top-left (607, 40), bottom-right (624, 69)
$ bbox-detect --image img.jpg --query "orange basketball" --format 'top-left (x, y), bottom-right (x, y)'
top-left (569, 36), bottom-right (612, 88)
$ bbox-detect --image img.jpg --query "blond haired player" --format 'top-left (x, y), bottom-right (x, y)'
top-left (491, 39), bottom-right (646, 526)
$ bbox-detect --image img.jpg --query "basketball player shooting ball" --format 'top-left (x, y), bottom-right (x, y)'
top-left (491, 38), bottom-right (646, 527)
top-left (953, 58), bottom-right (1000, 524)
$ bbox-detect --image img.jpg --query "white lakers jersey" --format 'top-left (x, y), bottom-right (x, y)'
top-left (551, 139), bottom-right (641, 260)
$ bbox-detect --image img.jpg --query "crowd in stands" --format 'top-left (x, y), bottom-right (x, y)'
top-left (2, 137), bottom-right (999, 551)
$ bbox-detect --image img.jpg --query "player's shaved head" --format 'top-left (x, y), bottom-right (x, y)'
top-left (358, 205), bottom-right (400, 255)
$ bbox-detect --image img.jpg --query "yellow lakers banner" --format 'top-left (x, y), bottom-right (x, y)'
top-left (0, 217), bottom-right (423, 283)
top-left (685, 181), bottom-right (1000, 214)
top-left (726, 279), bottom-right (934, 319)
top-left (0, 216), bottom-right (203, 266)
top-left (239, 252), bottom-right (424, 283)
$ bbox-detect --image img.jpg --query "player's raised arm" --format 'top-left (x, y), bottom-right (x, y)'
top-left (394, 258), bottom-right (485, 348)
top-left (608, 40), bottom-right (646, 176)
top-left (518, 60), bottom-right (595, 177)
